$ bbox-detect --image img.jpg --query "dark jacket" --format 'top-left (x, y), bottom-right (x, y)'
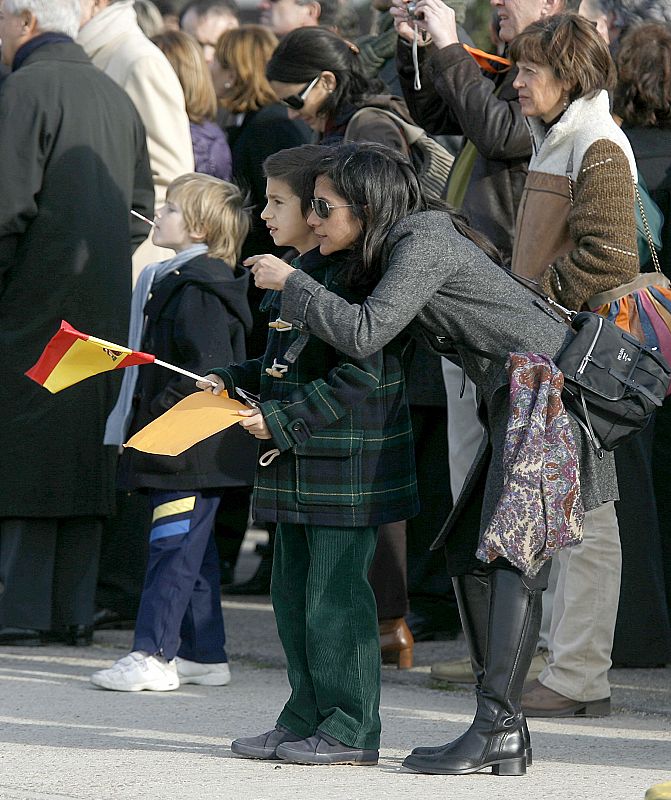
top-left (213, 249), bottom-right (419, 527)
top-left (397, 42), bottom-right (531, 263)
top-left (321, 94), bottom-right (411, 153)
top-left (120, 254), bottom-right (257, 491)
top-left (624, 125), bottom-right (671, 278)
top-left (0, 39), bottom-right (154, 518)
top-left (190, 120), bottom-right (232, 181)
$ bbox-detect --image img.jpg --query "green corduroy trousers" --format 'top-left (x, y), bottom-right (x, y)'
top-left (272, 522), bottom-right (381, 750)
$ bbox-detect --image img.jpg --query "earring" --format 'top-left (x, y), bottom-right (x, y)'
top-left (562, 92), bottom-right (569, 110)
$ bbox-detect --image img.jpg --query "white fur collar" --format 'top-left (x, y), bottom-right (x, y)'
top-left (526, 91), bottom-right (637, 182)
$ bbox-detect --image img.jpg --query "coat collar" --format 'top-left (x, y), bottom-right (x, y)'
top-left (77, 0), bottom-right (136, 57)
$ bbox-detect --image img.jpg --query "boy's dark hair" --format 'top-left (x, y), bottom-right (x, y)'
top-left (263, 144), bottom-right (335, 217)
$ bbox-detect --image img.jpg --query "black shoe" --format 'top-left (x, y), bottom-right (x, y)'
top-left (224, 557), bottom-right (272, 596)
top-left (93, 608), bottom-right (136, 630)
top-left (0, 626), bottom-right (43, 646)
top-left (276, 732), bottom-right (379, 765)
top-left (41, 625), bottom-right (94, 646)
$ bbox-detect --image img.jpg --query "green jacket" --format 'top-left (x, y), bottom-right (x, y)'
top-left (212, 249), bottom-right (419, 527)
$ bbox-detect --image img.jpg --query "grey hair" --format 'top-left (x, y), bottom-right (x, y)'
top-left (585, 0), bottom-right (671, 28)
top-left (4, 0), bottom-right (81, 37)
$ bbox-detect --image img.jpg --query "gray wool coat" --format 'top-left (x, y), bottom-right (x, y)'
top-left (280, 211), bottom-right (618, 575)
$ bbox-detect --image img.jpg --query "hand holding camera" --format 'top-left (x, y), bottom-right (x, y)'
top-left (390, 0), bottom-right (460, 49)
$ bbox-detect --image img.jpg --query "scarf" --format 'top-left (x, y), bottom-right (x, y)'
top-left (104, 244), bottom-right (208, 446)
top-left (12, 33), bottom-right (73, 71)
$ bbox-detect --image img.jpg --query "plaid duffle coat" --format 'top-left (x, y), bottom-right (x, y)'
top-left (212, 249), bottom-right (419, 527)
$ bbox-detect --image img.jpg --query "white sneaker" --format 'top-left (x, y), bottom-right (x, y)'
top-left (90, 651), bottom-right (179, 692)
top-left (175, 657), bottom-right (231, 686)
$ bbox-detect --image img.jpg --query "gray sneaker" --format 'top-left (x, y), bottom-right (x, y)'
top-left (230, 725), bottom-right (303, 760)
top-left (276, 732), bottom-right (379, 765)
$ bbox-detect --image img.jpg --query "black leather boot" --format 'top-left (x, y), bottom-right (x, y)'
top-left (411, 571), bottom-right (533, 766)
top-left (403, 568), bottom-right (543, 775)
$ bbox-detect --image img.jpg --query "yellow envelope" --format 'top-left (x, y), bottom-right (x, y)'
top-left (124, 391), bottom-right (249, 456)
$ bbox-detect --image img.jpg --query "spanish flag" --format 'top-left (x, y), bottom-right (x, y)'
top-left (26, 320), bottom-right (155, 393)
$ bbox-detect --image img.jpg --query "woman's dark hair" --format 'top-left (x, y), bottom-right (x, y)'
top-left (265, 27), bottom-right (384, 123)
top-left (263, 144), bottom-right (336, 217)
top-left (314, 143), bottom-right (501, 289)
top-left (510, 12), bottom-right (616, 102)
top-left (614, 22), bottom-right (671, 129)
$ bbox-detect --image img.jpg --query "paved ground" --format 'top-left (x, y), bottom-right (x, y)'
top-left (1, 533), bottom-right (669, 800)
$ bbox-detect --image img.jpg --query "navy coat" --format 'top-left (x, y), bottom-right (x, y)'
top-left (120, 254), bottom-right (257, 491)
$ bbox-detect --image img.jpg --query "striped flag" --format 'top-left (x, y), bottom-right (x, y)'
top-left (26, 320), bottom-right (155, 393)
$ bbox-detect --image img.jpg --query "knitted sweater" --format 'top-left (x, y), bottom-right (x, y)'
top-left (516, 91), bottom-right (639, 310)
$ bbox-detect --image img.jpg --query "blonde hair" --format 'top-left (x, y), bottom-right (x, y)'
top-left (167, 173), bottom-right (250, 264)
top-left (152, 30), bottom-right (218, 124)
top-left (215, 25), bottom-right (278, 113)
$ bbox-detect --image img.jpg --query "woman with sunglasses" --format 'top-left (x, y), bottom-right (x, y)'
top-left (266, 25), bottom-right (412, 153)
top-left (248, 141), bottom-right (618, 775)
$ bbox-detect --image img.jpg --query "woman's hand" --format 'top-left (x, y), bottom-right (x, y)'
top-left (197, 374), bottom-right (226, 395)
top-left (237, 408), bottom-right (272, 440)
top-left (243, 254), bottom-right (296, 291)
top-left (391, 0), bottom-right (459, 49)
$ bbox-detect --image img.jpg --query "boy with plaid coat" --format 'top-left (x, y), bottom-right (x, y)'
top-left (204, 145), bottom-right (418, 765)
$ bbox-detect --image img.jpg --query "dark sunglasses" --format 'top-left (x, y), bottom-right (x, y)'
top-left (280, 75), bottom-right (321, 110)
top-left (310, 197), bottom-right (355, 219)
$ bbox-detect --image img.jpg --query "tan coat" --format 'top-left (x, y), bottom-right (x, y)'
top-left (511, 92), bottom-right (639, 311)
top-left (78, 0), bottom-right (194, 278)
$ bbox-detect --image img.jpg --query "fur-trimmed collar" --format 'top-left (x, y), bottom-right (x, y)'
top-left (526, 90), bottom-right (637, 182)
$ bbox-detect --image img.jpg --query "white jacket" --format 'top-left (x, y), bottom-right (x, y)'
top-left (79, 1), bottom-right (195, 279)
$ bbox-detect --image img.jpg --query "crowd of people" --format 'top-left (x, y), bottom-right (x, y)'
top-left (0, 0), bottom-right (670, 778)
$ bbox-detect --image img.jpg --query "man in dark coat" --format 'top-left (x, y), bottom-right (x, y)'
top-left (0, 0), bottom-right (154, 645)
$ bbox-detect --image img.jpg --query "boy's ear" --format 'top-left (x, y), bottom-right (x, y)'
top-left (190, 227), bottom-right (207, 243)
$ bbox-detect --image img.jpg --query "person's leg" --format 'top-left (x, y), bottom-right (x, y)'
top-left (95, 489), bottom-right (151, 626)
top-left (406, 404), bottom-right (460, 642)
top-left (177, 526), bottom-right (227, 664)
top-left (305, 524), bottom-right (380, 749)
top-left (133, 490), bottom-right (220, 660)
top-left (273, 522), bottom-right (319, 738)
top-left (403, 561), bottom-right (548, 775)
top-left (213, 485), bottom-right (252, 585)
top-left (0, 518), bottom-right (57, 635)
top-left (528, 501), bottom-right (620, 711)
top-left (369, 520), bottom-right (413, 668)
top-left (50, 517), bottom-right (102, 644)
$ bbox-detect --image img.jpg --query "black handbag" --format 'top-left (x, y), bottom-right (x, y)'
top-left (556, 311), bottom-right (671, 454)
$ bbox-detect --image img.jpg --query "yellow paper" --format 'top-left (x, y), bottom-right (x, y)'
top-left (124, 391), bottom-right (249, 456)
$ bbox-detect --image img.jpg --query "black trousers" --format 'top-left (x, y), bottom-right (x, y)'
top-left (0, 517), bottom-right (102, 630)
top-left (405, 405), bottom-right (455, 619)
top-left (613, 420), bottom-right (671, 666)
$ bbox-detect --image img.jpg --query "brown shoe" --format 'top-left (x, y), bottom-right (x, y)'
top-left (522, 679), bottom-right (611, 717)
top-left (379, 617), bottom-right (414, 669)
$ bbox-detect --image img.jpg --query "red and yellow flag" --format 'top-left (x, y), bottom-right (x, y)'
top-left (26, 320), bottom-right (155, 393)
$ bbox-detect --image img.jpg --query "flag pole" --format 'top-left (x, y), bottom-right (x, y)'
top-left (154, 359), bottom-right (217, 387)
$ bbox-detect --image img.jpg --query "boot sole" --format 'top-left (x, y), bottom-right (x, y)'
top-left (230, 743), bottom-right (281, 760)
top-left (276, 756), bottom-right (379, 766)
top-left (402, 756), bottom-right (526, 776)
top-left (524, 698), bottom-right (610, 718)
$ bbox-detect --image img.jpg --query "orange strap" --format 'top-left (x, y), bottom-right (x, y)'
top-left (463, 44), bottom-right (511, 73)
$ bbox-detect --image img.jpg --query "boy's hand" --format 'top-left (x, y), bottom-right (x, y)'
top-left (244, 254), bottom-right (296, 291)
top-left (197, 374), bottom-right (226, 395)
top-left (238, 408), bottom-right (272, 440)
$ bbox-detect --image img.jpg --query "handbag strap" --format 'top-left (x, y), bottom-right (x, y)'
top-left (634, 180), bottom-right (662, 273)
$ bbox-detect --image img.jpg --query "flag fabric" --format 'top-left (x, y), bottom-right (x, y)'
top-left (26, 320), bottom-right (155, 393)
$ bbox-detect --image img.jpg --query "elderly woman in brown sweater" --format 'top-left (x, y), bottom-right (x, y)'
top-left (509, 13), bottom-right (639, 717)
